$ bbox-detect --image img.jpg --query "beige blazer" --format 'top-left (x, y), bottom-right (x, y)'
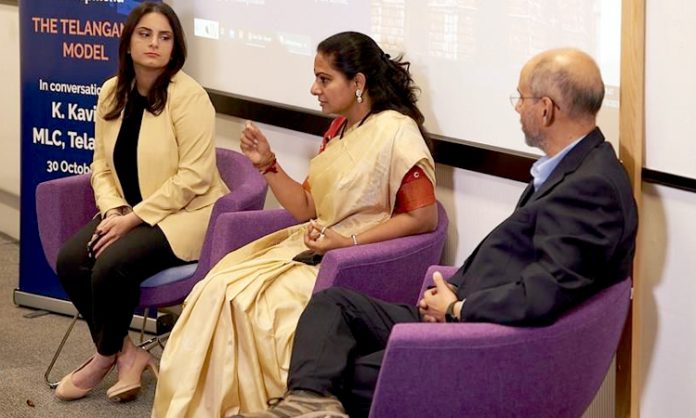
top-left (91, 71), bottom-right (228, 261)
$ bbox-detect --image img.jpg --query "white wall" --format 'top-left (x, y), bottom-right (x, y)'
top-left (638, 185), bottom-right (696, 416)
top-left (638, 1), bottom-right (696, 414)
top-left (0, 4), bottom-right (20, 239)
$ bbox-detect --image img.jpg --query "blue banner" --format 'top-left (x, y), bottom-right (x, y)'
top-left (19, 0), bottom-right (144, 299)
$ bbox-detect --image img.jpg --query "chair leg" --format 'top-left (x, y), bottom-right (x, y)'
top-left (138, 331), bottom-right (170, 352)
top-left (138, 310), bottom-right (178, 352)
top-left (140, 308), bottom-right (149, 343)
top-left (44, 312), bottom-right (80, 389)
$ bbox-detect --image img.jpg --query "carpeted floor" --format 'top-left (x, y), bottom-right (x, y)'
top-left (0, 234), bottom-right (160, 418)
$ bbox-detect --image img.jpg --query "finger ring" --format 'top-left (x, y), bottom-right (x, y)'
top-left (320, 226), bottom-right (327, 235)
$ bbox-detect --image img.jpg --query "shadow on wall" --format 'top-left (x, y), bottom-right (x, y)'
top-left (433, 164), bottom-right (459, 265)
top-left (637, 183), bottom-right (668, 402)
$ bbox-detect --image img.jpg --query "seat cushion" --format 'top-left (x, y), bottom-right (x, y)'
top-left (141, 263), bottom-right (198, 288)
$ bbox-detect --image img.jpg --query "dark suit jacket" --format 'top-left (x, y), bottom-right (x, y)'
top-left (450, 128), bottom-right (638, 325)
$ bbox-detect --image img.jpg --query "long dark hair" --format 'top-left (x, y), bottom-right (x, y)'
top-left (317, 32), bottom-right (429, 142)
top-left (104, 2), bottom-right (187, 120)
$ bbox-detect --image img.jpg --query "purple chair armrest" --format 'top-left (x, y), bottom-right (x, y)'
top-left (315, 202), bottom-right (447, 305)
top-left (417, 265), bottom-right (459, 299)
top-left (206, 209), bottom-right (299, 269)
top-left (315, 233), bottom-right (446, 305)
top-left (193, 187), bottom-right (268, 281)
top-left (372, 322), bottom-right (545, 418)
top-left (187, 147), bottom-right (269, 283)
top-left (210, 182), bottom-right (268, 215)
top-left (35, 174), bottom-right (96, 272)
top-left (214, 148), bottom-right (268, 216)
top-left (370, 279), bottom-right (631, 418)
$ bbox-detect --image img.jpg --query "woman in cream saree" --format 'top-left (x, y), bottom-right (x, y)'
top-left (153, 32), bottom-right (437, 417)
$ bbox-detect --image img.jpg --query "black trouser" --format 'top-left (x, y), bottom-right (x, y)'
top-left (56, 216), bottom-right (185, 355)
top-left (287, 287), bottom-right (421, 418)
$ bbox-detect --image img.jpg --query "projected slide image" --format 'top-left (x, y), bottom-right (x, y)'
top-left (184, 0), bottom-right (368, 56)
top-left (170, 0), bottom-right (621, 153)
top-left (194, 18), bottom-right (219, 40)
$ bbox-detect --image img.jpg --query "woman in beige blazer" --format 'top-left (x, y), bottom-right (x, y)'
top-left (52, 2), bottom-right (227, 403)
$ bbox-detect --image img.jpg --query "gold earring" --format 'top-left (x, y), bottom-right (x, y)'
top-left (356, 89), bottom-right (363, 104)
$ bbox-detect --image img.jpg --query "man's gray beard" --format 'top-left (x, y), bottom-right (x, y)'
top-left (525, 133), bottom-right (546, 151)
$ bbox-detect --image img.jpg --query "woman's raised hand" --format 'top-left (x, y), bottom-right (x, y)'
top-left (240, 121), bottom-right (273, 167)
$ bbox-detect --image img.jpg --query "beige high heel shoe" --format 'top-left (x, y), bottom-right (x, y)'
top-left (55, 357), bottom-right (114, 401)
top-left (106, 349), bottom-right (159, 402)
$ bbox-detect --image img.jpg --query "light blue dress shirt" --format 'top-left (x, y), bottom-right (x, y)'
top-left (531, 136), bottom-right (584, 191)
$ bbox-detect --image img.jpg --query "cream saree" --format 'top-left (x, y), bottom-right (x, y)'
top-left (152, 110), bottom-right (435, 417)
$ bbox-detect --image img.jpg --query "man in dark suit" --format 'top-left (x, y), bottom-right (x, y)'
top-left (234, 48), bottom-right (638, 418)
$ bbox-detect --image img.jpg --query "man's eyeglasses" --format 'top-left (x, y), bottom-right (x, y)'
top-left (509, 94), bottom-right (561, 111)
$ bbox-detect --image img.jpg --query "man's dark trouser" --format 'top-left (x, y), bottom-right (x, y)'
top-left (287, 287), bottom-right (421, 418)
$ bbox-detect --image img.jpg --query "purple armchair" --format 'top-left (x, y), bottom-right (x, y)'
top-left (36, 148), bottom-right (267, 297)
top-left (369, 265), bottom-right (631, 418)
top-left (203, 202), bottom-right (448, 304)
top-left (37, 148), bottom-right (267, 386)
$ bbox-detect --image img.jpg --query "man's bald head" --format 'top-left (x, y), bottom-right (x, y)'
top-left (522, 48), bottom-right (605, 120)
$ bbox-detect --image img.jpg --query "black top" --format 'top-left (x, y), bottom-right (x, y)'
top-left (113, 89), bottom-right (147, 207)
